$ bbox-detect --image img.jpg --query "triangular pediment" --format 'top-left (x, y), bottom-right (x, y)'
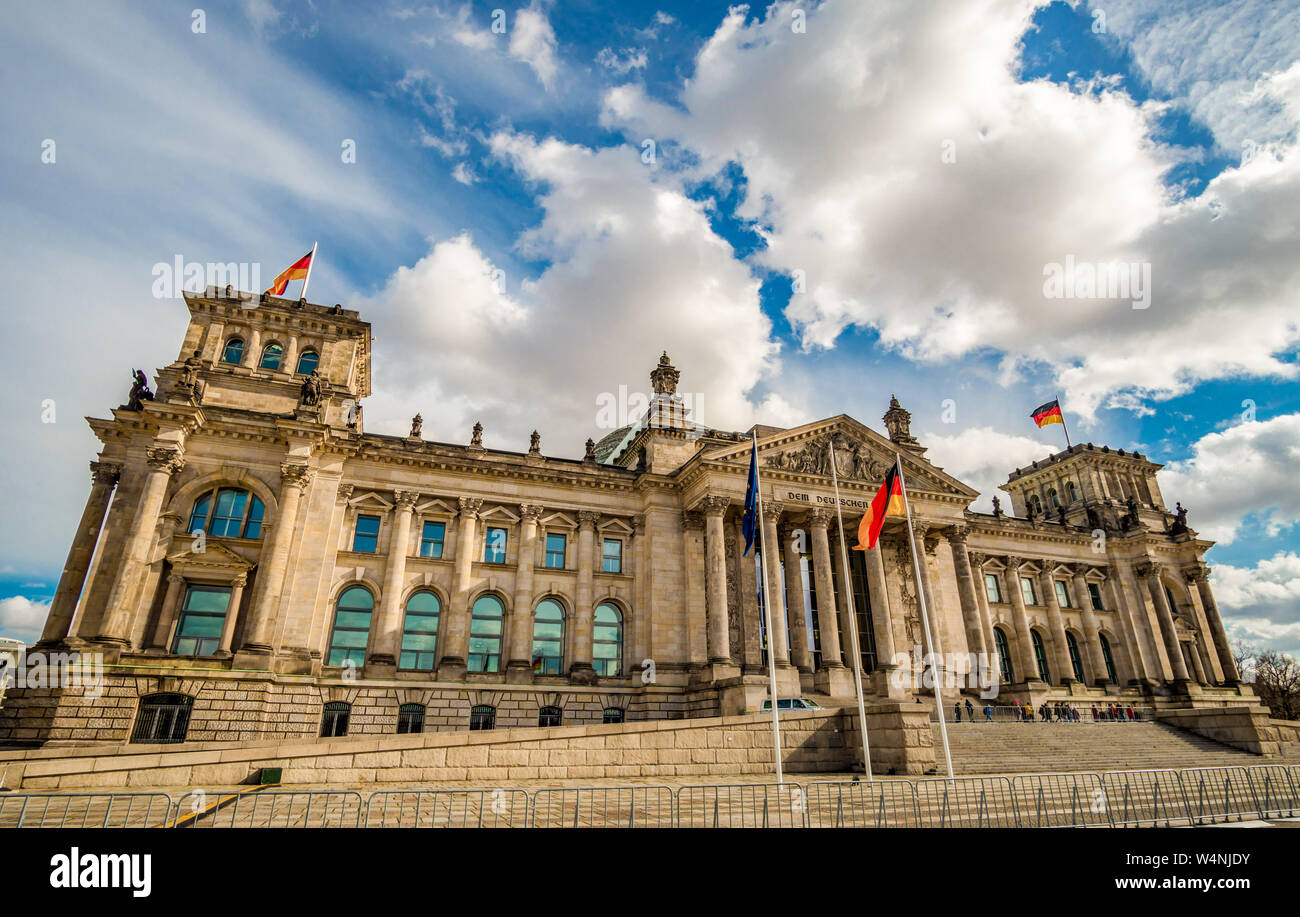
top-left (167, 540), bottom-right (255, 574)
top-left (702, 415), bottom-right (978, 499)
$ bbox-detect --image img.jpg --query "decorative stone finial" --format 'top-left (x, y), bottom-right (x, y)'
top-left (883, 394), bottom-right (918, 446)
top-left (409, 413), bottom-right (423, 438)
top-left (650, 351), bottom-right (680, 396)
top-left (529, 430), bottom-right (541, 455)
top-left (470, 421), bottom-right (483, 447)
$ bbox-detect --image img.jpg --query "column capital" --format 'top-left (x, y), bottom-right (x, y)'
top-left (337, 483), bottom-right (354, 504)
top-left (1134, 560), bottom-right (1159, 580)
top-left (577, 510), bottom-right (600, 530)
top-left (1183, 561), bottom-right (1209, 583)
top-left (699, 495), bottom-right (730, 517)
top-left (90, 460), bottom-right (122, 486)
top-left (280, 461), bottom-right (315, 490)
top-left (145, 445), bottom-right (185, 474)
top-left (1003, 554), bottom-right (1023, 570)
top-left (631, 513), bottom-right (646, 534)
top-left (167, 572), bottom-right (186, 586)
top-left (681, 511), bottom-right (705, 532)
top-left (945, 524), bottom-right (969, 545)
top-left (231, 572), bottom-right (248, 588)
top-left (807, 507), bottom-right (833, 528)
top-left (458, 496), bottom-right (483, 516)
top-left (764, 500), bottom-right (784, 523)
top-left (518, 503), bottom-right (544, 522)
top-left (393, 490), bottom-right (420, 510)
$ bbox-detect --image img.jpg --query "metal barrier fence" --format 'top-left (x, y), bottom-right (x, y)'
top-left (364, 789), bottom-right (529, 827)
top-left (805, 779), bottom-right (918, 828)
top-left (176, 789), bottom-right (365, 827)
top-left (1, 762), bottom-right (1296, 827)
top-left (1011, 773), bottom-right (1110, 827)
top-left (531, 785), bottom-right (675, 827)
top-left (676, 783), bottom-right (806, 828)
top-left (0, 792), bottom-right (173, 828)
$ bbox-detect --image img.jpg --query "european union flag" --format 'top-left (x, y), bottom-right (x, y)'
top-left (741, 437), bottom-right (759, 556)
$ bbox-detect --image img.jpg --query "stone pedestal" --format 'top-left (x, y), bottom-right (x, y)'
top-left (813, 664), bottom-right (855, 697)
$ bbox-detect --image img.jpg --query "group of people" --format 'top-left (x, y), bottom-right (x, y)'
top-left (949, 698), bottom-right (1142, 723)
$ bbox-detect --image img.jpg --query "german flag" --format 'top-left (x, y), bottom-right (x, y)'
top-left (1031, 399), bottom-right (1064, 429)
top-left (265, 249), bottom-right (313, 296)
top-left (854, 456), bottom-right (905, 551)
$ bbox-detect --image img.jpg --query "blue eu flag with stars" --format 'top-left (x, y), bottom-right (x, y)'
top-left (741, 437), bottom-right (759, 557)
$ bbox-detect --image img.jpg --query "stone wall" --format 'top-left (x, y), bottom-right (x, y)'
top-left (0, 706), bottom-right (932, 791)
top-left (1156, 705), bottom-right (1281, 755)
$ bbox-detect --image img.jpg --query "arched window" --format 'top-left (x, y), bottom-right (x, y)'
top-left (130, 693), bottom-right (193, 744)
top-left (531, 598), bottom-right (565, 675)
top-left (294, 349), bottom-right (319, 375)
top-left (398, 591), bottom-right (440, 671)
top-left (538, 705), bottom-right (562, 727)
top-left (993, 627), bottom-right (1014, 684)
top-left (259, 342), bottom-right (284, 370)
top-left (1065, 632), bottom-right (1085, 682)
top-left (1067, 481), bottom-right (1079, 503)
top-left (603, 707), bottom-right (625, 724)
top-left (321, 701), bottom-right (350, 737)
top-left (1099, 633), bottom-right (1118, 683)
top-left (1031, 630), bottom-right (1051, 683)
top-left (327, 586), bottom-right (373, 667)
top-left (397, 703), bottom-right (425, 734)
top-left (1028, 494), bottom-right (1042, 515)
top-left (468, 594), bottom-right (504, 673)
top-left (188, 487), bottom-right (266, 539)
top-left (469, 704), bottom-right (495, 731)
top-left (1048, 488), bottom-right (1059, 508)
top-left (222, 338), bottom-right (245, 364)
top-left (593, 602), bottom-right (623, 677)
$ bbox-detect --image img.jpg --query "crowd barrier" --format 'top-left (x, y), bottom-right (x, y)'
top-left (1, 763), bottom-right (1296, 828)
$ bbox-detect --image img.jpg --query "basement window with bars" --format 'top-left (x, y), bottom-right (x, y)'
top-left (469, 704), bottom-right (495, 731)
top-left (130, 693), bottom-right (194, 744)
top-left (538, 705), bottom-right (563, 727)
top-left (320, 701), bottom-right (350, 737)
top-left (396, 703), bottom-right (425, 734)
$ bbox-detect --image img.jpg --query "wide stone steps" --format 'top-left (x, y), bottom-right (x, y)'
top-left (932, 721), bottom-right (1259, 775)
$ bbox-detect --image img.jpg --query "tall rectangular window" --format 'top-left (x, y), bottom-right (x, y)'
top-left (984, 572), bottom-right (1003, 603)
top-left (484, 527), bottom-right (507, 564)
top-left (419, 521), bottom-right (445, 559)
top-left (172, 584), bottom-right (231, 656)
top-left (602, 538), bottom-right (623, 574)
top-left (544, 532), bottom-right (566, 568)
top-left (1020, 576), bottom-right (1038, 606)
top-left (1088, 582), bottom-right (1105, 611)
top-left (352, 514), bottom-right (380, 553)
top-left (1054, 580), bottom-right (1072, 608)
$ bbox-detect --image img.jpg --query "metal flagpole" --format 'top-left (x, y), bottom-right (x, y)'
top-left (896, 456), bottom-right (954, 779)
top-left (299, 241), bottom-right (319, 302)
top-left (1056, 394), bottom-right (1072, 449)
top-left (827, 440), bottom-right (874, 782)
top-left (752, 431), bottom-right (785, 785)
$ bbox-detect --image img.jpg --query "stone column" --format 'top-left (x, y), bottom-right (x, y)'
top-left (1185, 563), bottom-right (1239, 683)
top-left (241, 462), bottom-right (313, 653)
top-left (1004, 556), bottom-right (1041, 683)
top-left (946, 526), bottom-right (988, 658)
top-left (681, 513), bottom-right (710, 669)
top-left (1186, 638), bottom-right (1209, 684)
top-left (1137, 561), bottom-right (1190, 682)
top-left (701, 496), bottom-right (732, 665)
top-left (967, 552), bottom-right (998, 673)
top-left (1071, 566), bottom-right (1109, 685)
top-left (437, 496), bottom-right (481, 676)
top-left (149, 573), bottom-right (187, 651)
top-left (216, 573), bottom-right (248, 656)
top-left (1038, 568), bottom-right (1076, 684)
top-left (911, 523), bottom-right (944, 658)
top-left (760, 502), bottom-right (791, 666)
top-left (781, 525), bottom-right (812, 674)
top-left (98, 446), bottom-right (185, 646)
top-left (245, 328), bottom-right (261, 367)
top-left (569, 510), bottom-right (599, 682)
top-left (865, 541), bottom-right (899, 667)
top-left (506, 504), bottom-right (543, 681)
top-left (41, 461), bottom-right (121, 644)
top-left (1107, 561), bottom-right (1154, 684)
top-left (368, 490), bottom-right (418, 669)
top-left (808, 509), bottom-right (848, 691)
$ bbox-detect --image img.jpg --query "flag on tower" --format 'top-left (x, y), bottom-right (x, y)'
top-left (853, 456), bottom-right (905, 551)
top-left (1030, 399), bottom-right (1064, 429)
top-left (265, 248), bottom-right (315, 296)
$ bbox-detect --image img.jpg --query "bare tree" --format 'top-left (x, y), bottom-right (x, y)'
top-left (1253, 650), bottom-right (1300, 721)
top-left (1232, 639), bottom-right (1258, 685)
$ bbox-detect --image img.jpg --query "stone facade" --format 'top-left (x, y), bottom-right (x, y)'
top-left (0, 287), bottom-right (1247, 748)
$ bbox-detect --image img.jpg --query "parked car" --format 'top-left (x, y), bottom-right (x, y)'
top-left (758, 697), bottom-right (824, 713)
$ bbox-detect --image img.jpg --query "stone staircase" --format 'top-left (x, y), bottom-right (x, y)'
top-left (933, 720), bottom-right (1261, 775)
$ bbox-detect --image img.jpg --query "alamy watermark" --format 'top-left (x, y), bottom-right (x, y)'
top-left (888, 647), bottom-right (1000, 699)
top-left (1042, 255), bottom-right (1151, 309)
top-left (0, 650), bottom-right (104, 700)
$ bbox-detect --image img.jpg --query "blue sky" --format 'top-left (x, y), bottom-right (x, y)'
top-left (1, 0), bottom-right (1297, 654)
